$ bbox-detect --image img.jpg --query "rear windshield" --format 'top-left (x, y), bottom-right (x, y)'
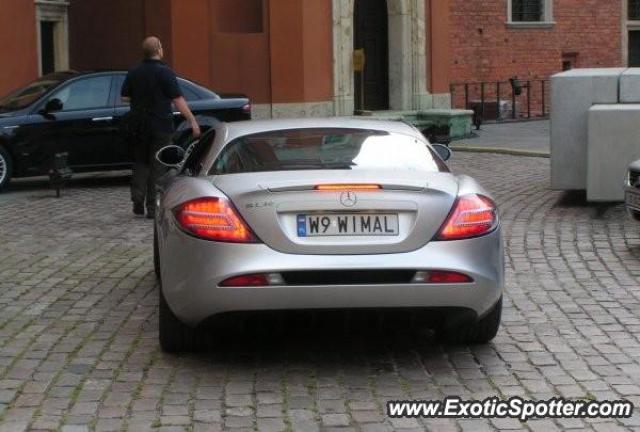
top-left (210, 128), bottom-right (448, 175)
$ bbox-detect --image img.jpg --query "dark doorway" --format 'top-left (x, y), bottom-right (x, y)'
top-left (354, 0), bottom-right (389, 112)
top-left (630, 31), bottom-right (640, 67)
top-left (40, 21), bottom-right (55, 75)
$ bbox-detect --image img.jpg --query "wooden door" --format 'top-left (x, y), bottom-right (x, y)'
top-left (354, 0), bottom-right (389, 111)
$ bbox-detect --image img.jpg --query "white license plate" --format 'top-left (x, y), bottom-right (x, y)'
top-left (297, 213), bottom-right (399, 237)
top-left (627, 190), bottom-right (640, 209)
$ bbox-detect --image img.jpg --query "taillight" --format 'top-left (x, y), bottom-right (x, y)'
top-left (174, 197), bottom-right (259, 243)
top-left (220, 273), bottom-right (284, 287)
top-left (412, 270), bottom-right (473, 283)
top-left (220, 274), bottom-right (268, 287)
top-left (436, 194), bottom-right (498, 240)
top-left (242, 103), bottom-right (251, 116)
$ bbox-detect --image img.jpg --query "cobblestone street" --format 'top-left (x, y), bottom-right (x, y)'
top-left (1, 152), bottom-right (640, 431)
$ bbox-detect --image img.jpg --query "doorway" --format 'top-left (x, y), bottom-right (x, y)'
top-left (630, 31), bottom-right (640, 67)
top-left (354, 0), bottom-right (389, 111)
top-left (40, 21), bottom-right (56, 75)
top-left (36, 1), bottom-right (69, 76)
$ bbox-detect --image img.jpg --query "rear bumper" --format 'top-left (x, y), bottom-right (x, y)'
top-left (159, 222), bottom-right (504, 326)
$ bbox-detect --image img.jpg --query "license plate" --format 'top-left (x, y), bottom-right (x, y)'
top-left (297, 213), bottom-right (399, 237)
top-left (627, 190), bottom-right (640, 209)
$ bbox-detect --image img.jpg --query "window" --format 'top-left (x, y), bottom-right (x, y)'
top-left (512, 0), bottom-right (542, 22)
top-left (36, 1), bottom-right (70, 75)
top-left (181, 130), bottom-right (216, 176)
top-left (212, 0), bottom-right (263, 33)
top-left (630, 31), bottom-right (640, 66)
top-left (210, 128), bottom-right (448, 175)
top-left (508, 0), bottom-right (553, 25)
top-left (46, 76), bottom-right (112, 111)
top-left (40, 21), bottom-right (56, 75)
top-left (562, 52), bottom-right (578, 71)
top-left (630, 0), bottom-right (640, 20)
top-left (178, 80), bottom-right (201, 101)
top-left (0, 77), bottom-right (63, 112)
top-left (113, 75), bottom-right (128, 106)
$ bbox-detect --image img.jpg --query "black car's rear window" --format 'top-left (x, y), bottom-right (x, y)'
top-left (210, 128), bottom-right (448, 175)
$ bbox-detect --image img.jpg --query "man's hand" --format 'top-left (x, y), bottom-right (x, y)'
top-left (173, 96), bottom-right (201, 138)
top-left (190, 120), bottom-right (202, 138)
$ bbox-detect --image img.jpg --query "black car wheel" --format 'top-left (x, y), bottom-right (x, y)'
top-left (159, 287), bottom-right (200, 352)
top-left (0, 146), bottom-right (12, 191)
top-left (438, 297), bottom-right (502, 344)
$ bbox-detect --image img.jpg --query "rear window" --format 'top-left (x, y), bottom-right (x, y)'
top-left (210, 128), bottom-right (448, 175)
top-left (178, 80), bottom-right (201, 101)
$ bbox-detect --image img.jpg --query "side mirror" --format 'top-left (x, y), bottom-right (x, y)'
top-left (43, 98), bottom-right (63, 113)
top-left (432, 143), bottom-right (452, 161)
top-left (156, 145), bottom-right (186, 167)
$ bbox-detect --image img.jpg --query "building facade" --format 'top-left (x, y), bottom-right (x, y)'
top-left (2, 0), bottom-right (630, 120)
top-left (448, 0), bottom-right (624, 115)
top-left (0, 0), bottom-right (452, 119)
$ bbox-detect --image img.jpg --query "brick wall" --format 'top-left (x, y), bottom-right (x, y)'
top-left (449, 0), bottom-right (623, 117)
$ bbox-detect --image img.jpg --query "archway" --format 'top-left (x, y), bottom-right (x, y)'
top-left (354, 0), bottom-right (389, 111)
top-left (332, 0), bottom-right (431, 115)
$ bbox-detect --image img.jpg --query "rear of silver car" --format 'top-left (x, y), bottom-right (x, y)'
top-left (155, 121), bottom-right (504, 351)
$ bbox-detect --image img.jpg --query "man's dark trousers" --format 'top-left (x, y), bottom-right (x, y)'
top-left (131, 129), bottom-right (172, 214)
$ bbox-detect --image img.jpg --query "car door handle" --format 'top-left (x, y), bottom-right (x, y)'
top-left (92, 116), bottom-right (113, 122)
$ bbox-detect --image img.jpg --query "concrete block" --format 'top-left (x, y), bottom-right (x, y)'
top-left (550, 68), bottom-right (625, 190)
top-left (619, 68), bottom-right (640, 103)
top-left (587, 105), bottom-right (640, 201)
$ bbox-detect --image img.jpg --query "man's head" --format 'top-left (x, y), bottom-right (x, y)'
top-left (142, 36), bottom-right (163, 60)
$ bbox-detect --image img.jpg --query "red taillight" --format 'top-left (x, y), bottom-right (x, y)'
top-left (242, 103), bottom-right (251, 115)
top-left (436, 194), bottom-right (498, 240)
top-left (426, 270), bottom-right (473, 283)
top-left (412, 270), bottom-right (473, 283)
top-left (174, 197), bottom-right (259, 243)
top-left (220, 274), bottom-right (269, 287)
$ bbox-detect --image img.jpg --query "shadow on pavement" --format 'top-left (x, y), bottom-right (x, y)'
top-left (158, 311), bottom-right (458, 363)
top-left (5, 172), bottom-right (131, 193)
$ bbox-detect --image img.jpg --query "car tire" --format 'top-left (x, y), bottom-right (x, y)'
top-left (438, 297), bottom-right (502, 344)
top-left (153, 225), bottom-right (160, 279)
top-left (159, 288), bottom-right (200, 352)
top-left (0, 145), bottom-right (13, 191)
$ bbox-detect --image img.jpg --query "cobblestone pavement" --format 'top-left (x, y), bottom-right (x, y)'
top-left (455, 120), bottom-right (550, 154)
top-left (1, 153), bottom-right (640, 432)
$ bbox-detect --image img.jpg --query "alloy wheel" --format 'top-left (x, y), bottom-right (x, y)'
top-left (0, 153), bottom-right (6, 186)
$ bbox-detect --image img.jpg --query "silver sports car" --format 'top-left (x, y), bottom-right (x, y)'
top-left (154, 118), bottom-right (504, 352)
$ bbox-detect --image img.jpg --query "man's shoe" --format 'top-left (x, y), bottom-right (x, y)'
top-left (133, 202), bottom-right (144, 216)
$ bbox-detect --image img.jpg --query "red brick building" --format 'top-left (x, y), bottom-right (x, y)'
top-left (448, 0), bottom-right (625, 116)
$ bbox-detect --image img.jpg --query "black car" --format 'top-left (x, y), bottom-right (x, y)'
top-left (0, 71), bottom-right (251, 190)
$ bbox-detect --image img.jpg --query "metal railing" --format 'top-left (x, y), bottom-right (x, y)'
top-left (450, 79), bottom-right (550, 124)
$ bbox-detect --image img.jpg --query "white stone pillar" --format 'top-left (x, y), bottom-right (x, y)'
top-left (332, 0), bottom-right (355, 116)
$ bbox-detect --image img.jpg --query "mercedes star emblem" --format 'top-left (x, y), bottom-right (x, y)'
top-left (339, 191), bottom-right (357, 207)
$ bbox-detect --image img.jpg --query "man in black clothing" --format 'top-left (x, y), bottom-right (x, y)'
top-left (121, 36), bottom-right (201, 218)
